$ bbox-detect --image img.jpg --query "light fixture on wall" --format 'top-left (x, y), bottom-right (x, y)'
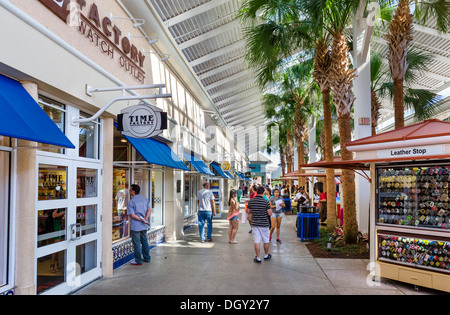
top-left (109, 14), bottom-right (145, 28)
top-left (128, 34), bottom-right (158, 45)
top-left (143, 51), bottom-right (170, 62)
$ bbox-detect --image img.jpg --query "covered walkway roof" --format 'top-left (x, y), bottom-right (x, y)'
top-left (120, 1), bottom-right (450, 152)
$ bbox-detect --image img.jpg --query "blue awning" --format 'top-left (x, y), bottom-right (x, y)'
top-left (183, 153), bottom-right (214, 176)
top-left (225, 171), bottom-right (235, 180)
top-left (235, 171), bottom-right (245, 180)
top-left (122, 133), bottom-right (189, 171)
top-left (0, 74), bottom-right (75, 148)
top-left (210, 163), bottom-right (229, 179)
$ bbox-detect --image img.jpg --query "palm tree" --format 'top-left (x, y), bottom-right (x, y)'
top-left (301, 0), bottom-right (361, 243)
top-left (381, 0), bottom-right (450, 128)
top-left (262, 93), bottom-right (294, 176)
top-left (371, 49), bottom-right (442, 134)
top-left (279, 58), bottom-right (321, 188)
top-left (239, 0), bottom-right (339, 230)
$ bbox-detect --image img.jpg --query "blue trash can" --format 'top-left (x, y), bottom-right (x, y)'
top-left (297, 213), bottom-right (320, 242)
top-left (282, 198), bottom-right (291, 212)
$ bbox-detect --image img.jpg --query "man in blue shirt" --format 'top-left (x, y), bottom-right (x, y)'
top-left (127, 184), bottom-right (152, 265)
top-left (197, 182), bottom-right (215, 242)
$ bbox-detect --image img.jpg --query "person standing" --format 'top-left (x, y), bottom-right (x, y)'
top-left (269, 188), bottom-right (285, 243)
top-left (317, 187), bottom-right (327, 225)
top-left (294, 186), bottom-right (310, 212)
top-left (247, 186), bottom-right (272, 263)
top-left (197, 182), bottom-right (215, 242)
top-left (227, 189), bottom-right (240, 244)
top-left (127, 184), bottom-right (151, 265)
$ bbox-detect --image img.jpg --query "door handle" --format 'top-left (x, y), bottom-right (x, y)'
top-left (70, 223), bottom-right (82, 241)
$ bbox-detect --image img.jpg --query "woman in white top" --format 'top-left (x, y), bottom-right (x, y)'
top-left (269, 188), bottom-right (285, 243)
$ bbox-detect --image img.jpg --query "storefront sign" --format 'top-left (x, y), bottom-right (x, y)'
top-left (117, 104), bottom-right (167, 138)
top-left (377, 144), bottom-right (444, 159)
top-left (221, 161), bottom-right (231, 172)
top-left (38, 0), bottom-right (146, 83)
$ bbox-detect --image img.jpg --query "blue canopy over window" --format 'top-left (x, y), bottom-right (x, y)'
top-left (225, 171), bottom-right (235, 180)
top-left (123, 134), bottom-right (189, 171)
top-left (0, 74), bottom-right (75, 148)
top-left (183, 153), bottom-right (214, 176)
top-left (210, 163), bottom-right (229, 179)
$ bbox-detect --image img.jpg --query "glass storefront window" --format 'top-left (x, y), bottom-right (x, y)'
top-left (152, 171), bottom-right (164, 227)
top-left (184, 174), bottom-right (190, 217)
top-left (79, 112), bottom-right (99, 159)
top-left (77, 168), bottom-right (97, 198)
top-left (113, 168), bottom-right (130, 242)
top-left (0, 150), bottom-right (10, 288)
top-left (76, 241), bottom-right (97, 275)
top-left (38, 165), bottom-right (68, 201)
top-left (37, 250), bottom-right (66, 295)
top-left (77, 205), bottom-right (97, 236)
top-left (37, 208), bottom-right (67, 248)
top-left (38, 96), bottom-right (66, 154)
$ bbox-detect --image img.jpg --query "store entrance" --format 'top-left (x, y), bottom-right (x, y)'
top-left (36, 156), bottom-right (102, 295)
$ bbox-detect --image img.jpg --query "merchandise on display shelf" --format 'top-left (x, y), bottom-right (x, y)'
top-left (378, 233), bottom-right (450, 273)
top-left (377, 164), bottom-right (450, 230)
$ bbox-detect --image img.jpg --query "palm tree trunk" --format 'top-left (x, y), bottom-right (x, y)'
top-left (280, 147), bottom-right (286, 176)
top-left (330, 32), bottom-right (358, 244)
top-left (312, 40), bottom-right (337, 231)
top-left (323, 88), bottom-right (337, 232)
top-left (393, 78), bottom-right (405, 129)
top-left (385, 0), bottom-right (413, 129)
top-left (371, 90), bottom-right (382, 135)
top-left (338, 115), bottom-right (357, 243)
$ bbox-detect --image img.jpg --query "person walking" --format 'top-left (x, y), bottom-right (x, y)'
top-left (269, 188), bottom-right (285, 243)
top-left (227, 189), bottom-right (240, 244)
top-left (197, 182), bottom-right (215, 242)
top-left (247, 186), bottom-right (272, 263)
top-left (127, 184), bottom-right (151, 265)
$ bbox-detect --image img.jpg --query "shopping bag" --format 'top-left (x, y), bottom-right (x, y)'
top-left (241, 210), bottom-right (247, 224)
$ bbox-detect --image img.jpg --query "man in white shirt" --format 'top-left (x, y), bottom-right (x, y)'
top-left (294, 186), bottom-right (310, 211)
top-left (197, 182), bottom-right (215, 242)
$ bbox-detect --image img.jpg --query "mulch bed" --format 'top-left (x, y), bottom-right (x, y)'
top-left (305, 241), bottom-right (370, 259)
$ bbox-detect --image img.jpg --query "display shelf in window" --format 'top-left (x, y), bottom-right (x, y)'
top-left (377, 164), bottom-right (450, 231)
top-left (378, 232), bottom-right (450, 274)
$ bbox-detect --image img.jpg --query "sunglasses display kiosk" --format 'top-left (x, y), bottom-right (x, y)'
top-left (346, 120), bottom-right (450, 293)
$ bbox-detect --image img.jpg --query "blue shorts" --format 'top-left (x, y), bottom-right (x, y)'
top-left (229, 215), bottom-right (239, 222)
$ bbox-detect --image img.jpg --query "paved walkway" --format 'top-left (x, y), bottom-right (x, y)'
top-left (78, 206), bottom-right (445, 296)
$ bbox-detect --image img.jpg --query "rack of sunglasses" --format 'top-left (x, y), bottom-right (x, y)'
top-left (377, 165), bottom-right (450, 230)
top-left (378, 233), bottom-right (450, 273)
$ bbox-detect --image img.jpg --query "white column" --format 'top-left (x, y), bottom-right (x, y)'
top-left (15, 81), bottom-right (38, 295)
top-left (102, 117), bottom-right (114, 277)
top-left (352, 2), bottom-right (374, 233)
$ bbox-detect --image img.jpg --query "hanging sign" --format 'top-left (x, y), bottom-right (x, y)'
top-left (377, 144), bottom-right (444, 159)
top-left (117, 104), bottom-right (167, 139)
top-left (221, 161), bottom-right (231, 172)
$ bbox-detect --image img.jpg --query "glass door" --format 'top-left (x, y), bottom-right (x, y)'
top-left (36, 156), bottom-right (102, 295)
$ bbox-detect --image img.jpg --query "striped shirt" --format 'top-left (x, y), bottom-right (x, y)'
top-left (248, 196), bottom-right (271, 227)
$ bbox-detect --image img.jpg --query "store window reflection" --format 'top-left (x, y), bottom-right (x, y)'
top-left (113, 168), bottom-right (130, 242)
top-left (38, 165), bottom-right (67, 201)
top-left (37, 250), bottom-right (65, 294)
top-left (37, 209), bottom-right (66, 248)
top-left (152, 171), bottom-right (164, 226)
top-left (79, 111), bottom-right (100, 159)
top-left (77, 168), bottom-right (97, 198)
top-left (38, 96), bottom-right (65, 154)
